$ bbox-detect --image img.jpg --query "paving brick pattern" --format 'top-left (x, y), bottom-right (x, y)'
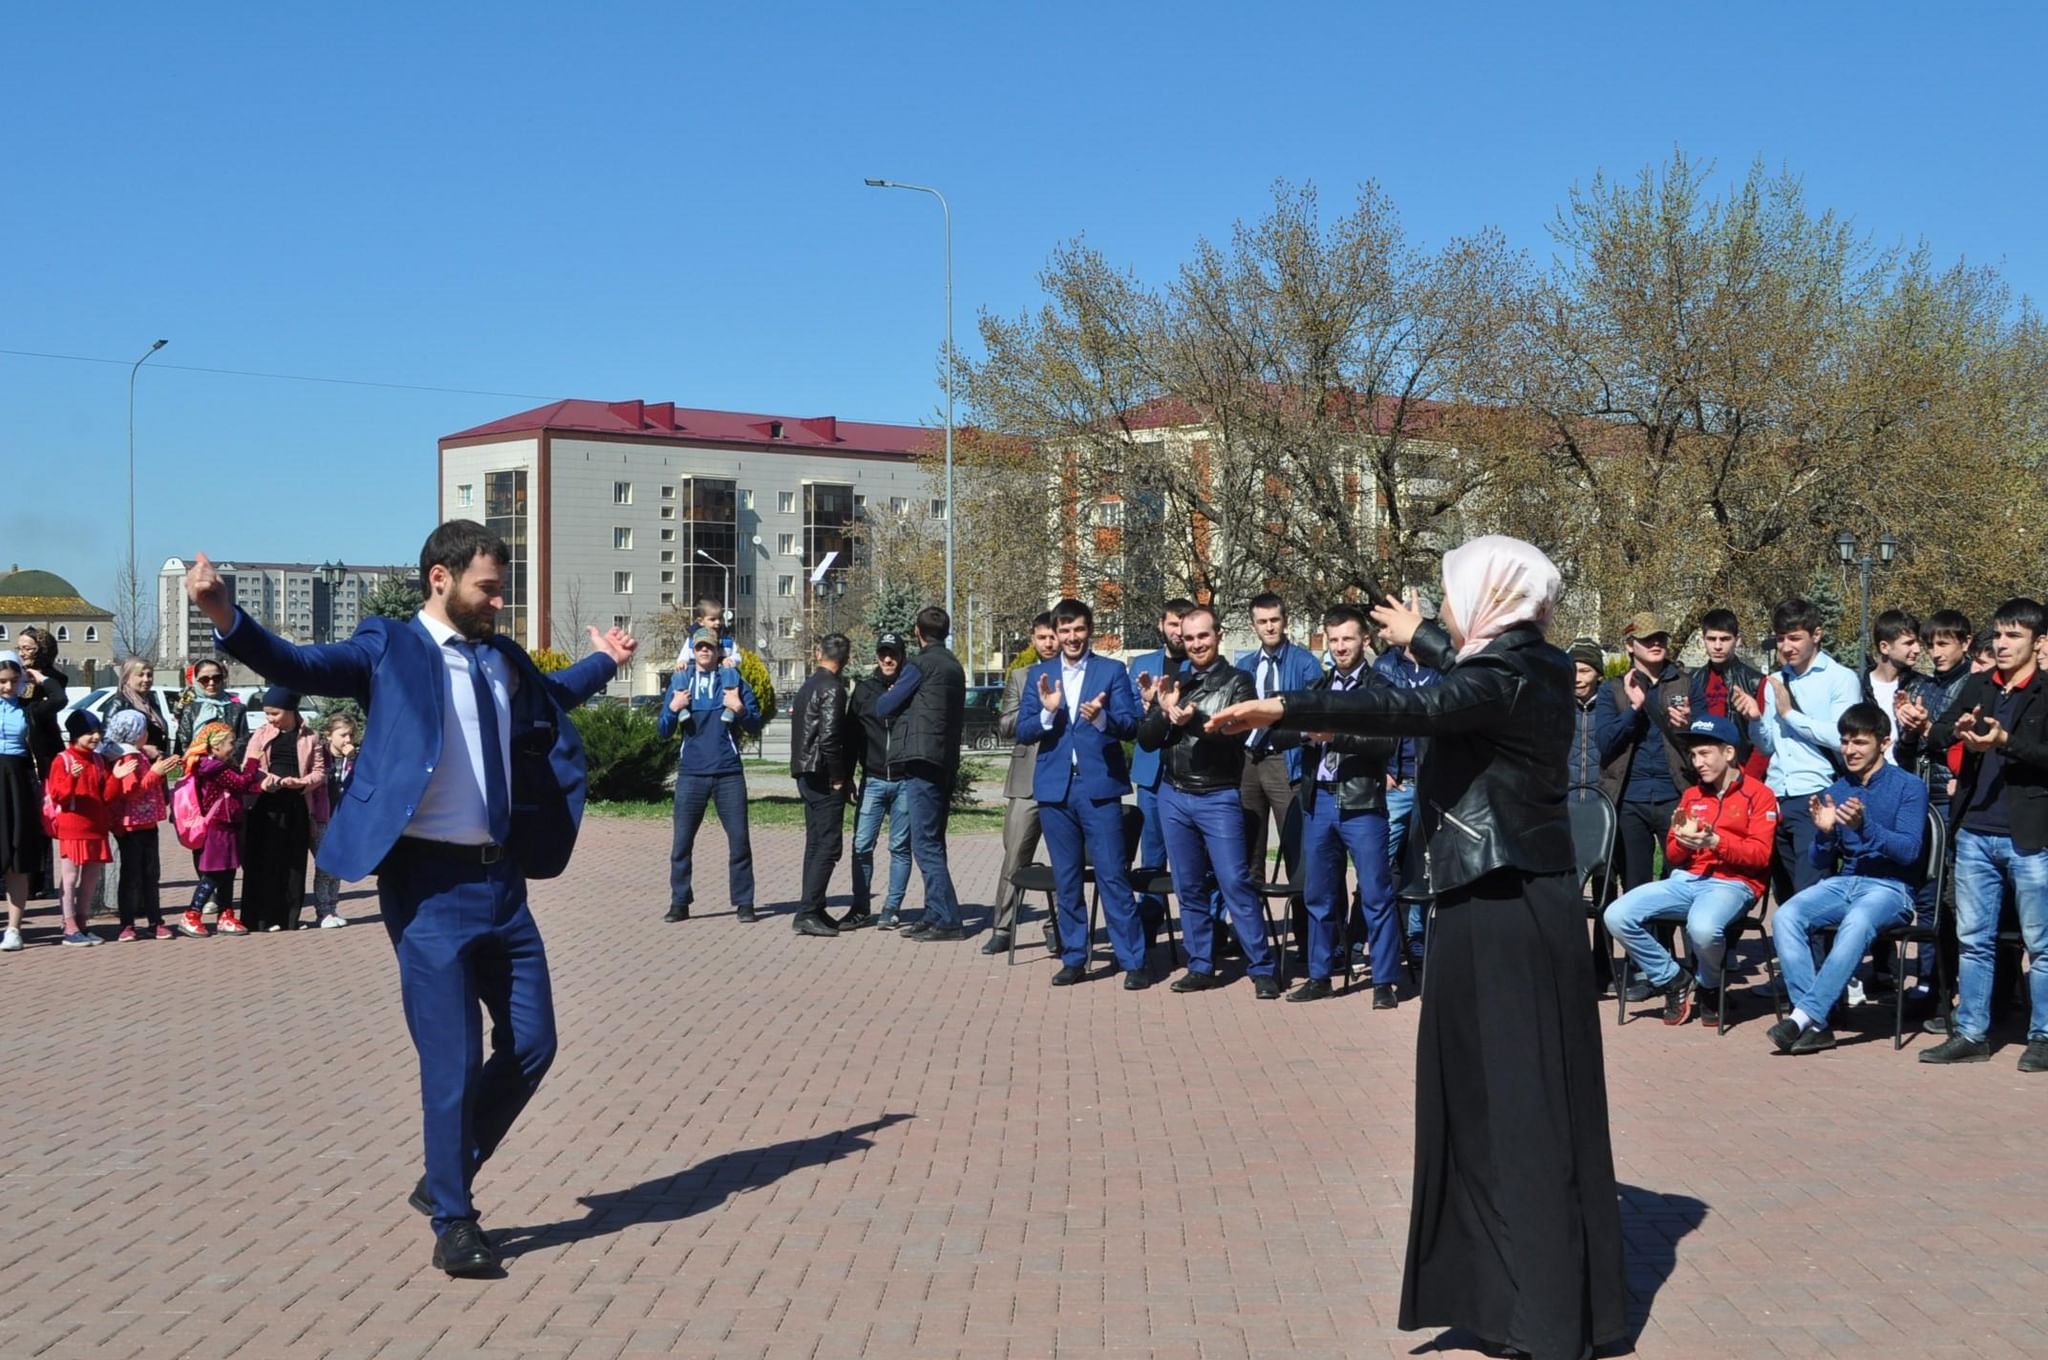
top-left (1, 817), bottom-right (2043, 1359)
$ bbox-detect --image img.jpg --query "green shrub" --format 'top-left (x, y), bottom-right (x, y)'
top-left (736, 648), bottom-right (776, 731)
top-left (952, 756), bottom-right (994, 811)
top-left (570, 703), bottom-right (673, 802)
top-left (529, 646), bottom-right (574, 673)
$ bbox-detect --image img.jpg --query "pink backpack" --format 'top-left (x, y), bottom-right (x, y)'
top-left (39, 754), bottom-right (79, 838)
top-left (171, 777), bottom-right (209, 850)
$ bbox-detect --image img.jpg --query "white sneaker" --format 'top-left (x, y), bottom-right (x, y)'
top-left (1845, 978), bottom-right (1867, 1007)
top-left (319, 913), bottom-right (348, 928)
top-left (0, 928), bottom-right (21, 952)
top-left (266, 925), bottom-right (283, 933)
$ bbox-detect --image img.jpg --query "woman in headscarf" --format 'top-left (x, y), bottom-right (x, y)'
top-left (238, 687), bottom-right (325, 931)
top-left (173, 657), bottom-right (249, 759)
top-left (1210, 536), bottom-right (1626, 1360)
top-left (106, 655), bottom-right (172, 760)
top-left (0, 650), bottom-right (58, 951)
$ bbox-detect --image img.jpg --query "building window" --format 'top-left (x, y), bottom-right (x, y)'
top-left (614, 527), bottom-right (633, 550)
top-left (1095, 500), bottom-right (1123, 527)
top-left (739, 575), bottom-right (753, 596)
top-left (777, 533), bottom-right (796, 556)
top-left (930, 498), bottom-right (948, 520)
top-left (613, 481), bottom-right (633, 505)
top-left (777, 491), bottom-right (795, 514)
top-left (84, 626), bottom-right (99, 643)
top-left (613, 615), bottom-right (631, 631)
top-left (660, 505), bottom-right (675, 519)
top-left (660, 592), bottom-right (674, 606)
top-left (614, 572), bottom-right (633, 594)
top-left (660, 551), bottom-right (675, 563)
top-left (779, 617), bottom-right (796, 638)
top-left (777, 575), bottom-right (795, 597)
top-left (56, 626), bottom-right (70, 642)
top-left (854, 494), bottom-right (867, 517)
top-left (740, 489), bottom-right (754, 511)
top-left (660, 528), bottom-right (676, 542)
top-left (456, 483), bottom-right (474, 508)
top-left (661, 485), bottom-right (675, 500)
top-left (658, 570), bottom-right (674, 585)
top-left (776, 659), bottom-right (795, 681)
top-left (0, 625), bottom-right (9, 640)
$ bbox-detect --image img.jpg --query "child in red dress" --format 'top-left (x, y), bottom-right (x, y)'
top-left (46, 711), bottom-right (114, 946)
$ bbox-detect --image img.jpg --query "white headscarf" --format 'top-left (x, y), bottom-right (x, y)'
top-left (1440, 535), bottom-right (1563, 661)
top-left (103, 709), bottom-right (149, 754)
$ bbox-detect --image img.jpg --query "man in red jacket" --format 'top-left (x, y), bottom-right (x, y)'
top-left (1602, 715), bottom-right (1780, 1025)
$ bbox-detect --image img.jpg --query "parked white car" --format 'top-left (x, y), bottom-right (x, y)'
top-left (58, 687), bottom-right (320, 740)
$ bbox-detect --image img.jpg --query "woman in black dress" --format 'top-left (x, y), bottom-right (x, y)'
top-left (238, 688), bottom-right (324, 931)
top-left (1212, 536), bottom-right (1626, 1360)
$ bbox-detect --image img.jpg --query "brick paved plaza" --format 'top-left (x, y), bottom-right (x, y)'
top-left (1, 815), bottom-right (2043, 1360)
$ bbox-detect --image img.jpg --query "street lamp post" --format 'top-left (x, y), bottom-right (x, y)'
top-left (127, 338), bottom-right (169, 640)
top-left (695, 549), bottom-right (731, 632)
top-left (1833, 529), bottom-right (1898, 671)
top-left (319, 561), bottom-right (346, 642)
top-left (862, 177), bottom-right (954, 641)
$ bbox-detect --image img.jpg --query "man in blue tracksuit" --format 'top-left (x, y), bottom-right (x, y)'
top-left (659, 627), bottom-right (763, 922)
top-left (1128, 598), bottom-right (1193, 933)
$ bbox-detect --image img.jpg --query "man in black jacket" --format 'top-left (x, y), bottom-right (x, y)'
top-left (790, 634), bottom-right (854, 938)
top-left (873, 606), bottom-right (966, 940)
top-left (1595, 611), bottom-right (1692, 895)
top-left (844, 635), bottom-right (914, 931)
top-left (1137, 605), bottom-right (1280, 999)
top-left (1287, 605), bottom-right (1401, 1006)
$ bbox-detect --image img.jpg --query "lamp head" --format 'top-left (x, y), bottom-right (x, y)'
top-left (150, 339), bottom-right (168, 350)
top-left (1833, 529), bottom-right (1856, 564)
top-left (863, 178), bottom-right (888, 187)
top-left (1877, 530), bottom-right (1897, 564)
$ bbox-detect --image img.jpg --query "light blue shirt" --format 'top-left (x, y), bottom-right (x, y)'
top-left (0, 698), bottom-right (27, 757)
top-left (1750, 648), bottom-right (1862, 798)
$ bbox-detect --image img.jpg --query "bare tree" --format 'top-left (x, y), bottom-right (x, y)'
top-left (111, 553), bottom-right (157, 661)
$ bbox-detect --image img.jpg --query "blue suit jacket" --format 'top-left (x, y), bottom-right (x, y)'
top-left (217, 607), bottom-right (617, 882)
top-left (1234, 639), bottom-right (1328, 782)
top-left (1126, 649), bottom-right (1174, 791)
top-left (1017, 653), bottom-right (1141, 803)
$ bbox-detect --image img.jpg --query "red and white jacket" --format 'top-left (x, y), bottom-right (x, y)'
top-left (1665, 770), bottom-right (1779, 899)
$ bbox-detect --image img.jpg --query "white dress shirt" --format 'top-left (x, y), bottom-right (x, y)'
top-left (411, 611), bottom-right (517, 845)
top-left (1043, 651), bottom-right (1107, 768)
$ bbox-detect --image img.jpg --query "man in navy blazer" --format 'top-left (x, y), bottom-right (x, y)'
top-left (1235, 592), bottom-right (1325, 883)
top-left (1127, 597), bottom-right (1193, 934)
top-left (187, 521), bottom-right (634, 1279)
top-left (1018, 598), bottom-right (1148, 988)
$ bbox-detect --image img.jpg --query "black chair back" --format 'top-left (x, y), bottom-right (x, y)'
top-left (1566, 784), bottom-right (1619, 909)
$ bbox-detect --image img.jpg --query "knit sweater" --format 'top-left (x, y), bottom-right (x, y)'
top-left (1810, 760), bottom-right (1930, 887)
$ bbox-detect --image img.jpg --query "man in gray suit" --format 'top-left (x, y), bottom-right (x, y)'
top-left (985, 612), bottom-right (1060, 954)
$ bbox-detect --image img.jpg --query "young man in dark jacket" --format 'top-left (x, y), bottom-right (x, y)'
top-left (659, 628), bottom-right (764, 923)
top-left (1568, 638), bottom-right (1607, 799)
top-left (874, 606), bottom-right (966, 940)
top-left (845, 635), bottom-right (914, 931)
top-left (1689, 609), bottom-right (1767, 778)
top-left (789, 634), bottom-right (854, 937)
top-left (1595, 611), bottom-right (1693, 894)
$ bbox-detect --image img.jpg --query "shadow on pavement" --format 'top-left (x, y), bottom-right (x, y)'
top-left (489, 1112), bottom-right (916, 1260)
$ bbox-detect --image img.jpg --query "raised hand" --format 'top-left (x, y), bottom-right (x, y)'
top-left (1729, 686), bottom-right (1762, 722)
top-left (1838, 796), bottom-right (1866, 829)
top-left (1036, 672), bottom-right (1062, 709)
top-left (1369, 590), bottom-right (1424, 651)
top-left (588, 624), bottom-right (638, 666)
top-left (1207, 697), bottom-right (1284, 735)
top-left (1811, 794), bottom-right (1838, 835)
top-left (1137, 671), bottom-right (1158, 704)
top-left (1078, 690), bottom-right (1108, 722)
top-left (1960, 710), bottom-right (2006, 753)
top-left (184, 553), bottom-right (234, 628)
top-left (1769, 675), bottom-right (1794, 718)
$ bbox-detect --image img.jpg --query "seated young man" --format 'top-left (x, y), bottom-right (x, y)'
top-left (1602, 715), bottom-right (1779, 1025)
top-left (1767, 703), bottom-right (1929, 1055)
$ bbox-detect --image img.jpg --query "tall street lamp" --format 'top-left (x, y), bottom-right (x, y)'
top-left (128, 338), bottom-right (169, 632)
top-left (863, 178), bottom-right (954, 641)
top-left (1834, 529), bottom-right (1898, 670)
top-left (695, 548), bottom-right (731, 630)
top-left (319, 560), bottom-right (346, 642)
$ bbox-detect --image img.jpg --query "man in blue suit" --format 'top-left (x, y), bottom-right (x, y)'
top-left (1017, 598), bottom-right (1148, 989)
top-left (1236, 593), bottom-right (1325, 885)
top-left (658, 627), bottom-right (764, 923)
top-left (1127, 598), bottom-right (1193, 937)
top-left (187, 521), bottom-right (634, 1278)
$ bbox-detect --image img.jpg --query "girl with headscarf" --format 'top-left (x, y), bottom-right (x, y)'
top-left (238, 687), bottom-right (326, 931)
top-left (46, 710), bottom-right (115, 946)
top-left (177, 720), bottom-right (266, 937)
top-left (1211, 536), bottom-right (1626, 1360)
top-left (0, 650), bottom-right (57, 951)
top-left (105, 709), bottom-right (182, 940)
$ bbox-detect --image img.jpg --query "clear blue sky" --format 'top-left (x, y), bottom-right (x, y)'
top-left (5, 1), bottom-right (2044, 622)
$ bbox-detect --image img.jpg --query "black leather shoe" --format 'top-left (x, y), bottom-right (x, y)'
top-left (2018, 1040), bottom-right (2048, 1073)
top-left (916, 926), bottom-right (965, 942)
top-left (901, 923), bottom-right (933, 940)
top-left (736, 906), bottom-right (759, 924)
top-left (1285, 978), bottom-right (1332, 1004)
top-left (1171, 969), bottom-right (1224, 993)
top-left (408, 1177), bottom-right (432, 1217)
top-left (1372, 984), bottom-right (1398, 1010)
top-left (663, 903), bottom-right (690, 923)
top-left (793, 911), bottom-right (840, 938)
top-left (980, 930), bottom-right (1012, 955)
top-left (1253, 975), bottom-right (1282, 1001)
top-left (837, 908), bottom-right (875, 931)
top-left (1925, 1011), bottom-right (1951, 1035)
top-left (1920, 1033), bottom-right (1991, 1064)
top-left (1695, 984), bottom-right (1722, 1026)
top-left (431, 1219), bottom-right (499, 1277)
top-left (1766, 1017), bottom-right (1801, 1054)
top-left (1789, 1026), bottom-right (1837, 1055)
top-left (1122, 970), bottom-right (1150, 991)
top-left (1051, 964), bottom-right (1086, 986)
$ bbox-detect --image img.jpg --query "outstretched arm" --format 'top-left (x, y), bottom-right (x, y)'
top-left (189, 553), bottom-right (379, 702)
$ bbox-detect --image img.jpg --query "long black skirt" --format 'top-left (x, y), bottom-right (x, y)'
top-left (1399, 868), bottom-right (1627, 1360)
top-left (240, 792), bottom-right (310, 930)
top-left (0, 753), bottom-right (39, 879)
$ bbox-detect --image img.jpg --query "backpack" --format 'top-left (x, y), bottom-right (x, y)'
top-left (39, 754), bottom-right (79, 838)
top-left (171, 776), bottom-right (209, 850)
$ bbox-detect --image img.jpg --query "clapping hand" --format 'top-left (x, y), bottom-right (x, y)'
top-left (1896, 692), bottom-right (1931, 736)
top-left (1036, 672), bottom-right (1062, 710)
top-left (588, 624), bottom-right (638, 666)
top-left (1729, 685), bottom-right (1762, 722)
top-left (1769, 675), bottom-right (1794, 718)
top-left (1368, 589), bottom-right (1425, 651)
top-left (1158, 677), bottom-right (1197, 726)
top-left (151, 755), bottom-right (182, 778)
top-left (1810, 793), bottom-right (1839, 835)
top-left (1137, 671), bottom-right (1158, 706)
top-left (1078, 690), bottom-right (1109, 722)
top-left (1957, 707), bottom-right (2007, 753)
top-left (1624, 671), bottom-right (1649, 711)
top-left (1838, 796), bottom-right (1866, 830)
top-left (1671, 809), bottom-right (1712, 850)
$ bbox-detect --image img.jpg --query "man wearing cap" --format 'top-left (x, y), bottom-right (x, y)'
top-left (1568, 638), bottom-right (1608, 801)
top-left (844, 632), bottom-right (916, 930)
top-left (986, 612), bottom-right (1059, 954)
top-left (1596, 612), bottom-right (1694, 899)
top-left (659, 627), bottom-right (763, 923)
top-left (1603, 714), bottom-right (1779, 1025)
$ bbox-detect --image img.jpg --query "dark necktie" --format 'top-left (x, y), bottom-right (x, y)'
top-left (463, 641), bottom-right (511, 844)
top-left (1317, 670), bottom-right (1355, 781)
top-left (1248, 653), bottom-right (1276, 751)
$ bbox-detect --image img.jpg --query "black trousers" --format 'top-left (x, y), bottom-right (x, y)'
top-left (114, 829), bottom-right (163, 928)
top-left (798, 773), bottom-right (847, 915)
top-left (1615, 797), bottom-right (1678, 894)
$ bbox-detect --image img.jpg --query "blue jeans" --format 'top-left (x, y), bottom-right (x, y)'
top-left (1771, 876), bottom-right (1914, 1023)
top-left (1602, 872), bottom-right (1754, 989)
top-left (1300, 794), bottom-right (1397, 983)
top-left (1952, 829), bottom-right (2048, 1042)
top-left (1161, 782), bottom-right (1273, 978)
top-left (900, 773), bottom-right (961, 928)
top-left (1386, 782), bottom-right (1424, 955)
top-left (851, 777), bottom-right (912, 913)
top-left (671, 771), bottom-right (754, 910)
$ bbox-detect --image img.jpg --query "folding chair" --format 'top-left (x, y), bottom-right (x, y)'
top-left (1009, 805), bottom-right (1164, 969)
top-left (1565, 786), bottom-right (1622, 1018)
top-left (1615, 887), bottom-right (1764, 1035)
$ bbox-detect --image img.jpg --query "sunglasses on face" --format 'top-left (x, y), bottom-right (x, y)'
top-left (196, 674), bottom-right (224, 685)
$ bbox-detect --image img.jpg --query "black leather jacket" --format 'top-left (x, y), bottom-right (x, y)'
top-left (1136, 660), bottom-right (1256, 793)
top-left (848, 669), bottom-right (897, 776)
top-left (1275, 622), bottom-right (1576, 896)
top-left (1288, 667), bottom-right (1397, 815)
top-left (790, 666), bottom-right (852, 782)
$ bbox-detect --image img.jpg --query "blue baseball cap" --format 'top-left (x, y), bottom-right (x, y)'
top-left (1680, 714), bottom-right (1741, 747)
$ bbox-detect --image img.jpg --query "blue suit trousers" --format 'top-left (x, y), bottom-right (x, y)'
top-left (1161, 782), bottom-right (1274, 977)
top-left (379, 845), bottom-right (557, 1237)
top-left (1300, 794), bottom-right (1399, 983)
top-left (1038, 793), bottom-right (1144, 970)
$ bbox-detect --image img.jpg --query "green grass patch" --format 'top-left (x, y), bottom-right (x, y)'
top-left (589, 796), bottom-right (1005, 834)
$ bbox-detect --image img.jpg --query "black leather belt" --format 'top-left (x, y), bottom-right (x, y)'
top-left (396, 837), bottom-right (505, 865)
